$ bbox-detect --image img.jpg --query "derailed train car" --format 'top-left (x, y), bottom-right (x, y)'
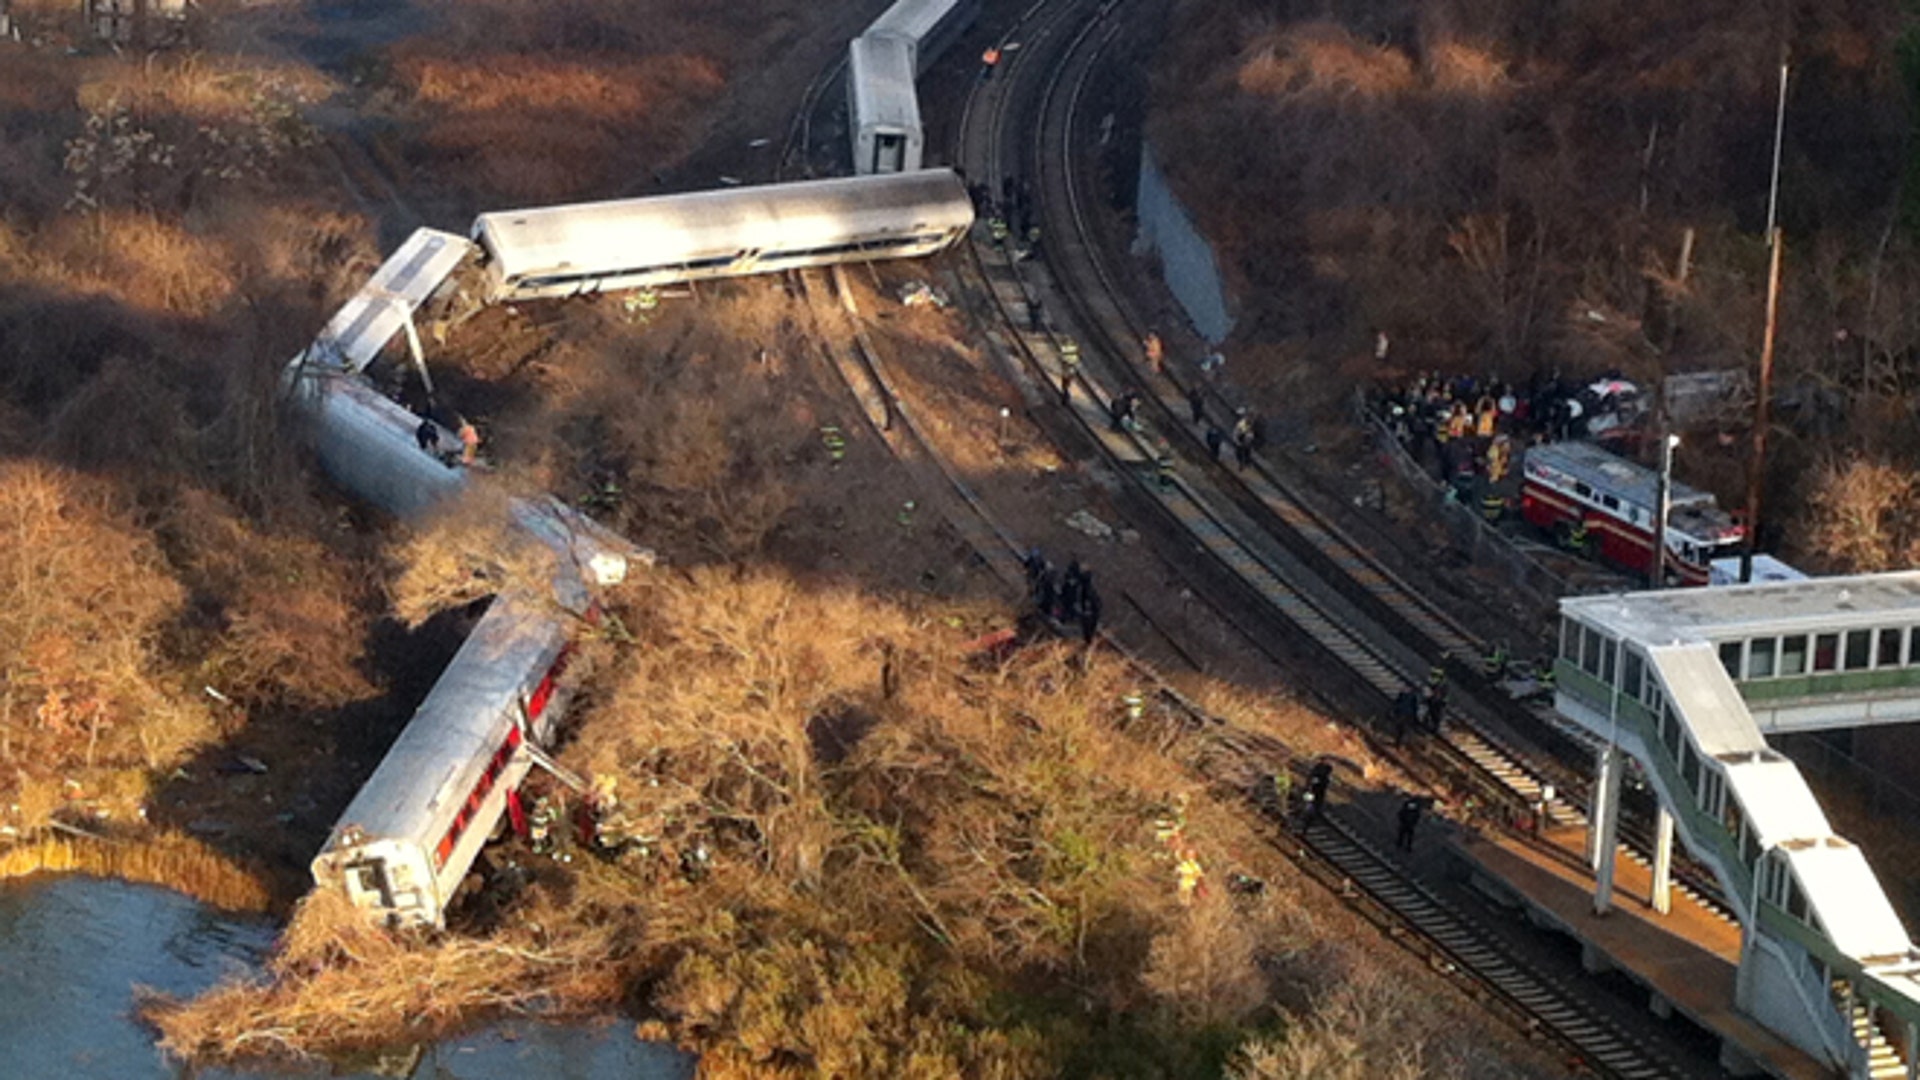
top-left (863, 0), bottom-right (980, 76)
top-left (848, 34), bottom-right (924, 174)
top-left (309, 594), bottom-right (578, 926)
top-left (849, 0), bottom-right (981, 174)
top-left (469, 170), bottom-right (974, 302)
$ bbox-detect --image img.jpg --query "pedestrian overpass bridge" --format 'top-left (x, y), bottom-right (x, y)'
top-left (1555, 572), bottom-right (1920, 1079)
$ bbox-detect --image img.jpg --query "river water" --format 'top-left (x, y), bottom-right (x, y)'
top-left (0, 876), bottom-right (693, 1080)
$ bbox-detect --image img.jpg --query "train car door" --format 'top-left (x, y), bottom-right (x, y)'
top-left (871, 133), bottom-right (906, 174)
top-left (344, 858), bottom-right (395, 910)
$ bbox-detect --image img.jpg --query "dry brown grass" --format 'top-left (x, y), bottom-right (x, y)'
top-left (0, 830), bottom-right (271, 912)
top-left (1799, 455), bottom-right (1920, 573)
top-left (149, 567), bottom-right (1553, 1077)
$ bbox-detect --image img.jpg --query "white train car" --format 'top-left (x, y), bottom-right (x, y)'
top-left (311, 593), bottom-right (578, 927)
top-left (849, 34), bottom-right (924, 174)
top-left (470, 170), bottom-right (975, 302)
top-left (864, 0), bottom-right (980, 76)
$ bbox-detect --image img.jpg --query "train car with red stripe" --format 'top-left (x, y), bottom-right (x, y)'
top-left (310, 593), bottom-right (582, 927)
top-left (1519, 440), bottom-right (1743, 586)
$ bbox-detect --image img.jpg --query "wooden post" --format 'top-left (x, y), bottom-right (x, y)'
top-left (1740, 228), bottom-right (1784, 584)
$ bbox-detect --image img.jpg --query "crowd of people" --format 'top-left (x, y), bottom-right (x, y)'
top-left (1370, 370), bottom-right (1646, 512)
top-left (1022, 547), bottom-right (1103, 643)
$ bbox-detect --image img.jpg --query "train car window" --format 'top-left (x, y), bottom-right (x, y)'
top-left (1718, 641), bottom-right (1742, 679)
top-left (1879, 628), bottom-right (1904, 668)
top-left (1574, 481), bottom-right (1592, 499)
top-left (1813, 633), bottom-right (1839, 673)
top-left (1747, 638), bottom-right (1776, 679)
top-left (1601, 494), bottom-right (1619, 510)
top-left (1779, 634), bottom-right (1808, 676)
top-left (1844, 629), bottom-right (1872, 671)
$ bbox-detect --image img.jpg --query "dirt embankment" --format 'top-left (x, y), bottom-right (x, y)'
top-left (1147, 0), bottom-right (1920, 570)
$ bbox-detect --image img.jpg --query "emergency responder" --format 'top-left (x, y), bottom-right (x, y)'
top-left (1123, 690), bottom-right (1146, 723)
top-left (980, 44), bottom-right (1001, 80)
top-left (415, 419), bottom-right (440, 453)
top-left (820, 424), bottom-right (847, 465)
top-left (458, 418), bottom-right (481, 466)
top-left (1566, 518), bottom-right (1592, 556)
top-left (1187, 384), bottom-right (1206, 425)
top-left (1058, 338), bottom-right (1081, 403)
top-left (1205, 426), bottom-right (1225, 461)
top-left (1176, 848), bottom-right (1204, 906)
top-left (529, 795), bottom-right (559, 858)
top-left (1483, 642), bottom-right (1510, 679)
top-left (1231, 413), bottom-right (1256, 469)
top-left (1482, 490), bottom-right (1507, 523)
top-left (1154, 438), bottom-right (1175, 489)
top-left (1143, 331), bottom-right (1165, 374)
top-left (1078, 581), bottom-right (1102, 644)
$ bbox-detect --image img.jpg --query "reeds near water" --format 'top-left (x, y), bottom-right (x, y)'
top-left (0, 830), bottom-right (271, 912)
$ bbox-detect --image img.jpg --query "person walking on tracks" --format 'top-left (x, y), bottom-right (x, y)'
top-left (1395, 795), bottom-right (1425, 852)
top-left (1391, 685), bottom-right (1420, 746)
top-left (1079, 580), bottom-right (1102, 644)
top-left (1304, 760), bottom-right (1334, 822)
top-left (1143, 331), bottom-right (1165, 375)
top-left (1058, 338), bottom-right (1081, 405)
top-left (1422, 682), bottom-right (1448, 735)
top-left (1187, 384), bottom-right (1206, 425)
top-left (1231, 413), bottom-right (1256, 470)
top-left (980, 44), bottom-right (1002, 81)
top-left (1205, 425), bottom-right (1225, 462)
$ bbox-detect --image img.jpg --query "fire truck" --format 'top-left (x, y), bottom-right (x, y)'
top-left (1519, 441), bottom-right (1744, 586)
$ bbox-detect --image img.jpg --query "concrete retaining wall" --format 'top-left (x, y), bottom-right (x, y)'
top-left (1132, 142), bottom-right (1232, 344)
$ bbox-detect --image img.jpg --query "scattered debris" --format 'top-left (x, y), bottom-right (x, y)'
top-left (1064, 509), bottom-right (1115, 540)
top-left (898, 280), bottom-right (950, 308)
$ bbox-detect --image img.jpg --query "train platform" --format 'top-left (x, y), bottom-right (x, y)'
top-left (1452, 826), bottom-right (1832, 1080)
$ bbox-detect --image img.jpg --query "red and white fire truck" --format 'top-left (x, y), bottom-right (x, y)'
top-left (1519, 441), bottom-right (1744, 586)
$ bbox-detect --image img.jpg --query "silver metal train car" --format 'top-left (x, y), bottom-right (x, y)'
top-left (309, 593), bottom-right (577, 927)
top-left (469, 170), bottom-right (975, 302)
top-left (849, 0), bottom-right (980, 174)
top-left (863, 0), bottom-right (980, 76)
top-left (849, 34), bottom-right (924, 174)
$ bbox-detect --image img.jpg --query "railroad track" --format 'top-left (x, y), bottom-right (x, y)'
top-left (759, 5), bottom-right (1734, 1074)
top-left (953, 0), bottom-right (1744, 921)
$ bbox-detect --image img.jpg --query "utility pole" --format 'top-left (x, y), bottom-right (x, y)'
top-left (1742, 58), bottom-right (1790, 584)
top-left (1740, 228), bottom-right (1783, 584)
top-left (1651, 432), bottom-right (1678, 589)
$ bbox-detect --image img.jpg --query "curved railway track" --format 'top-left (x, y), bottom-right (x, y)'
top-left (763, 4), bottom-right (1727, 1075)
top-left (954, 0), bottom-right (1741, 920)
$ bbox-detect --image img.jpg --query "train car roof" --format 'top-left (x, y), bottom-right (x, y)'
top-left (473, 170), bottom-right (971, 283)
top-left (321, 595), bottom-right (566, 846)
top-left (311, 228), bottom-right (470, 373)
top-left (1524, 440), bottom-right (1715, 510)
top-left (850, 34), bottom-right (921, 131)
top-left (865, 0), bottom-right (959, 43)
top-left (1563, 570), bottom-right (1920, 645)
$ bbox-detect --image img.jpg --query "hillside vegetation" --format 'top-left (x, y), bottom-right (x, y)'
top-left (1149, 0), bottom-right (1920, 569)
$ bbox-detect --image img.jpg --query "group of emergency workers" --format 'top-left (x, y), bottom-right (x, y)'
top-left (1372, 370), bottom-right (1642, 533)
